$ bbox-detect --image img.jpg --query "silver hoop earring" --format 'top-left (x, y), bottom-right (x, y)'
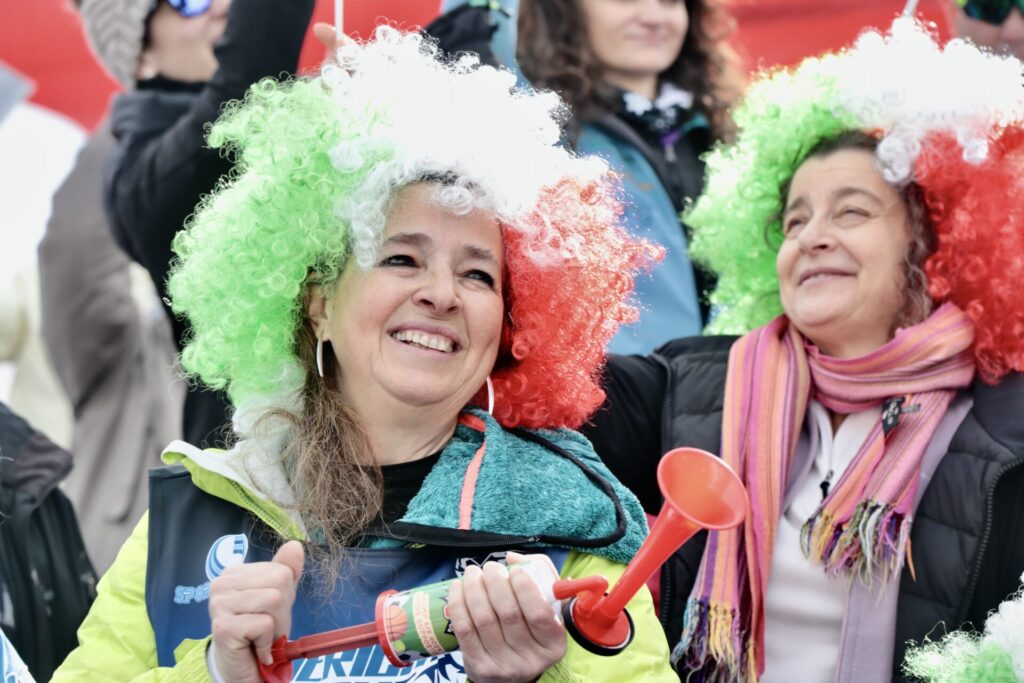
top-left (316, 338), bottom-right (325, 378)
top-left (486, 375), bottom-right (494, 416)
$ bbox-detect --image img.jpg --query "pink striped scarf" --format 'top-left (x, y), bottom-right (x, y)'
top-left (672, 303), bottom-right (975, 682)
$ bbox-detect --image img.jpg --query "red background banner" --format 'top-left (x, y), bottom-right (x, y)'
top-left (4, 0), bottom-right (952, 131)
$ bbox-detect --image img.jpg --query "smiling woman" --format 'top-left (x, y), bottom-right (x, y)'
top-left (776, 135), bottom-right (927, 359)
top-left (53, 26), bottom-right (677, 683)
top-left (307, 183), bottom-right (507, 461)
top-left (583, 18), bottom-right (1024, 683)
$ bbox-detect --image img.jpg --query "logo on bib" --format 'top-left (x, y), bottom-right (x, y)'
top-left (206, 533), bottom-right (250, 580)
top-left (174, 533), bottom-right (250, 605)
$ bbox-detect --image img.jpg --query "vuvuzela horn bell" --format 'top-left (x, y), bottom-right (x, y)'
top-left (557, 447), bottom-right (749, 654)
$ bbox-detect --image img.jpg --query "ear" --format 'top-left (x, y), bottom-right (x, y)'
top-left (305, 283), bottom-right (331, 341)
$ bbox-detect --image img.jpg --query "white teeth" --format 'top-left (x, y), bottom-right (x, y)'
top-left (392, 330), bottom-right (455, 352)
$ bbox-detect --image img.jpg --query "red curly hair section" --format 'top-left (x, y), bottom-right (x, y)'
top-left (915, 128), bottom-right (1024, 383)
top-left (476, 177), bottom-right (663, 429)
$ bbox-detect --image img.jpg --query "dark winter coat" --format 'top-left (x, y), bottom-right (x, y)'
top-left (104, 0), bottom-right (315, 445)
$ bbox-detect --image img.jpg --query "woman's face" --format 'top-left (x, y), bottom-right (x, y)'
top-left (777, 149), bottom-right (911, 357)
top-left (312, 183), bottom-right (504, 417)
top-left (137, 0), bottom-right (231, 83)
top-left (579, 0), bottom-right (688, 89)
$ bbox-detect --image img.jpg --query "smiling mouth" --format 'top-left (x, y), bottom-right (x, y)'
top-left (799, 272), bottom-right (852, 286)
top-left (391, 330), bottom-right (457, 353)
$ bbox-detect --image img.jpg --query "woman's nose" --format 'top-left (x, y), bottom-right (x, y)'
top-left (796, 215), bottom-right (836, 252)
top-left (414, 273), bottom-right (460, 314)
top-left (636, 0), bottom-right (670, 23)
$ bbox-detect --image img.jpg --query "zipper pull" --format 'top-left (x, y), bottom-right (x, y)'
top-left (820, 470), bottom-right (834, 501)
top-left (664, 143), bottom-right (676, 163)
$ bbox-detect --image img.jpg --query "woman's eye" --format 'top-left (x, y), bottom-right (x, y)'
top-left (379, 254), bottom-right (416, 267)
top-left (465, 270), bottom-right (496, 287)
top-left (783, 217), bottom-right (805, 234)
top-left (837, 207), bottom-right (869, 221)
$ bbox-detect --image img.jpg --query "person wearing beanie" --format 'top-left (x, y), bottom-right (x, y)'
top-left (78, 0), bottom-right (316, 447)
top-left (583, 18), bottom-right (1024, 682)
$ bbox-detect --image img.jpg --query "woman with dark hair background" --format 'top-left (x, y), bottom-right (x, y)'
top-left (431, 0), bottom-right (741, 353)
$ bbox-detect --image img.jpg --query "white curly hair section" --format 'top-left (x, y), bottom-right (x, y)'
top-left (833, 17), bottom-right (1024, 184)
top-left (985, 574), bottom-right (1024, 680)
top-left (318, 26), bottom-right (608, 269)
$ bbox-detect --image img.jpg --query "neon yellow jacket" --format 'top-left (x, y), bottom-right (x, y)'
top-left (54, 443), bottom-right (677, 682)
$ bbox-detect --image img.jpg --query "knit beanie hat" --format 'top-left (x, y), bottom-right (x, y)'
top-left (79, 0), bottom-right (153, 89)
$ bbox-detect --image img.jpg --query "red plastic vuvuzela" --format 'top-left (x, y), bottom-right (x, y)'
top-left (557, 447), bottom-right (749, 654)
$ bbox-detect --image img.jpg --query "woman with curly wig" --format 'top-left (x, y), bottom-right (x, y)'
top-left (53, 28), bottom-right (677, 683)
top-left (429, 0), bottom-right (740, 353)
top-left (582, 19), bottom-right (1024, 682)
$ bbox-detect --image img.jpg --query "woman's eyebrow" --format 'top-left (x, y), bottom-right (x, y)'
top-left (831, 186), bottom-right (883, 205)
top-left (784, 196), bottom-right (809, 215)
top-left (383, 232), bottom-right (430, 248)
top-left (462, 245), bottom-right (499, 264)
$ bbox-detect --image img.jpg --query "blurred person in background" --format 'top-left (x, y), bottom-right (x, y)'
top-left (518, 0), bottom-right (740, 353)
top-left (0, 401), bottom-right (96, 681)
top-left (86, 0), bottom-right (315, 446)
top-left (39, 1), bottom-right (184, 569)
top-left (0, 65), bottom-right (77, 448)
top-left (948, 0), bottom-right (1024, 58)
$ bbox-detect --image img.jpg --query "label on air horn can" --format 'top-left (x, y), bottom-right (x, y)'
top-left (375, 556), bottom-right (560, 668)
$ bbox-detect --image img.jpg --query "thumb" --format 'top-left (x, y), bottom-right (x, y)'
top-left (272, 540), bottom-right (305, 584)
top-left (313, 22), bottom-right (336, 51)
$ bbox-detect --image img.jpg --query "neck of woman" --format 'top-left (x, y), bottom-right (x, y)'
top-left (604, 72), bottom-right (659, 101)
top-left (359, 407), bottom-right (461, 466)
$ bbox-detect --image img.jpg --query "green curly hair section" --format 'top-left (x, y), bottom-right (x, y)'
top-left (687, 55), bottom-right (858, 334)
top-left (168, 77), bottom-right (391, 405)
top-left (903, 635), bottom-right (1017, 683)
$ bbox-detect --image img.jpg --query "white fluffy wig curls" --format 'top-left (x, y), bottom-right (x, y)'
top-left (835, 17), bottom-right (1024, 184)
top-left (321, 26), bottom-right (608, 269)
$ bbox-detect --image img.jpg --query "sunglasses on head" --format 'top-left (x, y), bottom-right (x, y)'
top-left (150, 0), bottom-right (214, 18)
top-left (957, 0), bottom-right (1024, 25)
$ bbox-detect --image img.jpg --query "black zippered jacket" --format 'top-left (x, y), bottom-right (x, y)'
top-left (104, 0), bottom-right (315, 446)
top-left (582, 335), bottom-right (1024, 681)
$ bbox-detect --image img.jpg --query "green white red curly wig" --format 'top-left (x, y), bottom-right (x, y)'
top-left (690, 18), bottom-right (1024, 382)
top-left (168, 27), bottom-right (659, 435)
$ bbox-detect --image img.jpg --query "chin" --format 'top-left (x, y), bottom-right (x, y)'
top-left (786, 309), bottom-right (843, 340)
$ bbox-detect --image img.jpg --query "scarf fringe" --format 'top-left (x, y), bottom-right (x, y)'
top-left (801, 500), bottom-right (911, 584)
top-left (672, 599), bottom-right (757, 683)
